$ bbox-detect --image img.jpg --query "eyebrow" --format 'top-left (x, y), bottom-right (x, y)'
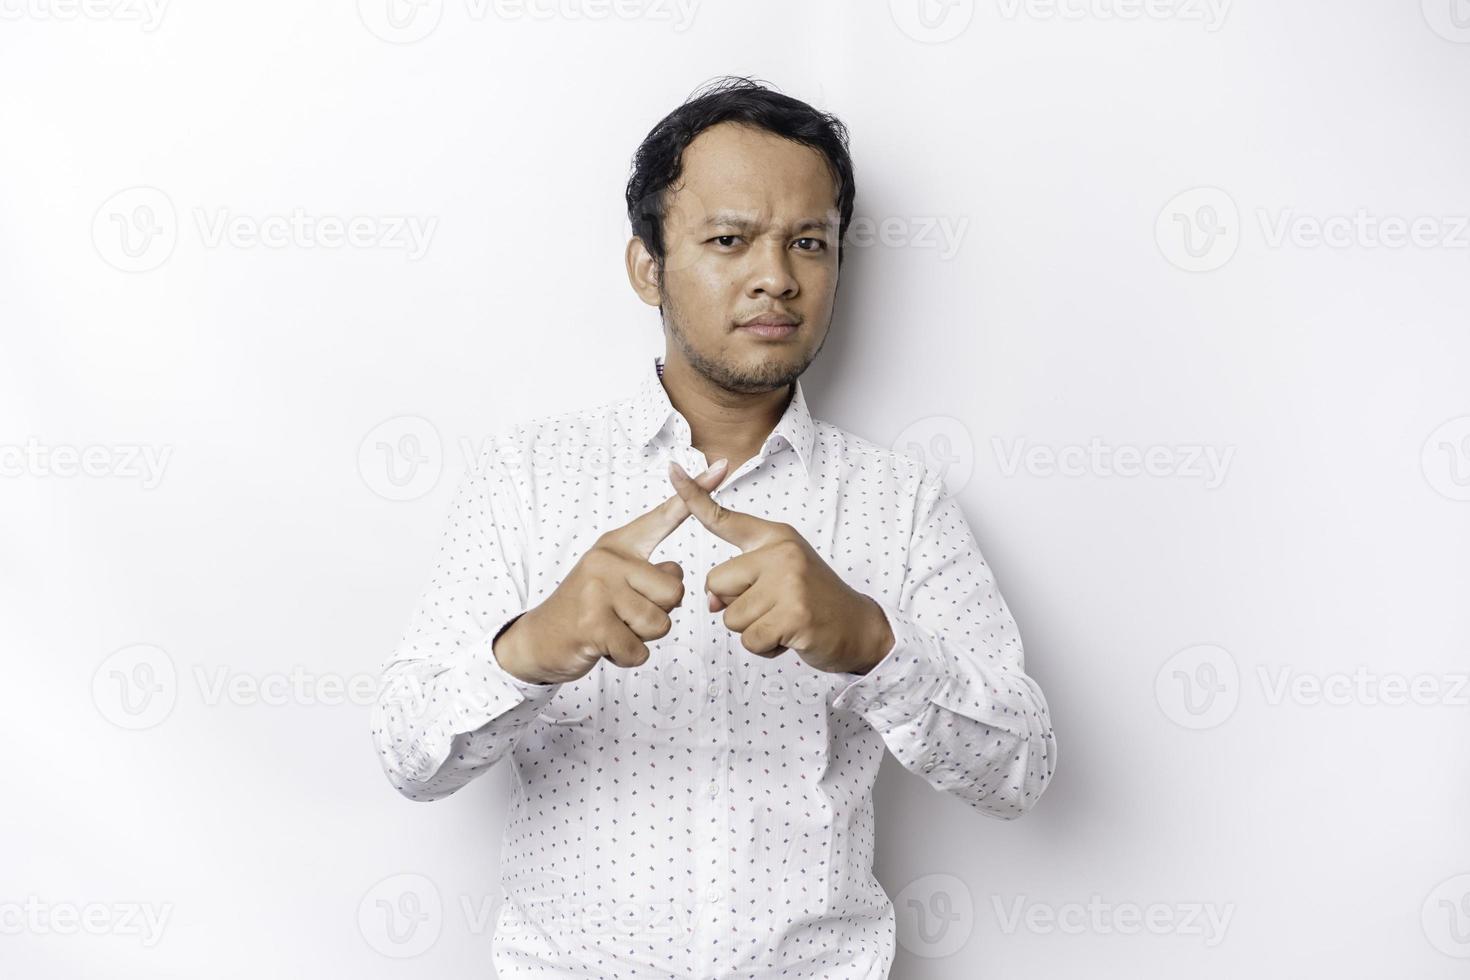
top-left (702, 211), bottom-right (836, 235)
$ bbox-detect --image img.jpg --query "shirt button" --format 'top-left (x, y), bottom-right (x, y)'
top-left (706, 679), bottom-right (720, 698)
top-left (705, 887), bottom-right (719, 903)
top-left (706, 780), bottom-right (718, 799)
top-left (922, 761), bottom-right (936, 772)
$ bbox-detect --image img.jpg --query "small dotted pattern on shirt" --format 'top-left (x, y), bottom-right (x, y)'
top-left (369, 355), bottom-right (1056, 979)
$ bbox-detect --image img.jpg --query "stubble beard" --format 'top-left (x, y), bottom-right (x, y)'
top-left (658, 278), bottom-right (826, 395)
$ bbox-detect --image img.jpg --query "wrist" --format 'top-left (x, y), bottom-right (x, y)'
top-left (842, 594), bottom-right (895, 675)
top-left (492, 611), bottom-right (550, 685)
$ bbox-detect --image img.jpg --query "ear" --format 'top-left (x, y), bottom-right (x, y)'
top-left (624, 236), bottom-right (662, 308)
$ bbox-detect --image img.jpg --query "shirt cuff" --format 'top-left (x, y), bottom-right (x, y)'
top-left (401, 623), bottom-right (562, 782)
top-left (829, 600), bottom-right (953, 732)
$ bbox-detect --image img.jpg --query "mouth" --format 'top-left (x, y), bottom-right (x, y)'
top-left (736, 313), bottom-right (800, 340)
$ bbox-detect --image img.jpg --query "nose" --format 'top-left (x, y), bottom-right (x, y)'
top-left (746, 239), bottom-right (798, 300)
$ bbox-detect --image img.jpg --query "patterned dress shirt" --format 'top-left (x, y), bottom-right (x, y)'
top-left (370, 354), bottom-right (1057, 978)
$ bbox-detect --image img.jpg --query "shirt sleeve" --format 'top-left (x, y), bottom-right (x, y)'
top-left (369, 451), bottom-right (562, 802)
top-left (830, 465), bottom-right (1057, 820)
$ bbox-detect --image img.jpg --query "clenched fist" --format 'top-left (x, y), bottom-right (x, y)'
top-left (492, 458), bottom-right (730, 685)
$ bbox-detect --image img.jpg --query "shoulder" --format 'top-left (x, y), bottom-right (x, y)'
top-left (466, 390), bottom-right (626, 476)
top-left (812, 418), bottom-right (936, 498)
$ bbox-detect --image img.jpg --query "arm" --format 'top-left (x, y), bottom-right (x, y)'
top-left (830, 466), bottom-right (1057, 819)
top-left (369, 452), bottom-right (562, 802)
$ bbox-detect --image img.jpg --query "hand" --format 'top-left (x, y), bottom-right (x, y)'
top-left (667, 460), bottom-right (895, 675)
top-left (493, 458), bottom-right (730, 685)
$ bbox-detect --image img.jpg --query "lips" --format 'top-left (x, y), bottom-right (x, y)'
top-left (739, 314), bottom-right (798, 328)
top-left (738, 321), bottom-right (798, 339)
top-left (740, 314), bottom-right (799, 345)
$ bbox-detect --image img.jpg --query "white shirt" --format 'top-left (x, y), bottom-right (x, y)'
top-left (370, 355), bottom-right (1056, 979)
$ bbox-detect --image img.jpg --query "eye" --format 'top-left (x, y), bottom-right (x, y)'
top-left (793, 237), bottom-right (827, 252)
top-left (709, 235), bottom-right (742, 247)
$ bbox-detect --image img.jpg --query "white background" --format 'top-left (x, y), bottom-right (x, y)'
top-left (3, 1), bottom-right (1468, 977)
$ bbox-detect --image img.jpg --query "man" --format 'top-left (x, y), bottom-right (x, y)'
top-left (370, 76), bottom-right (1056, 978)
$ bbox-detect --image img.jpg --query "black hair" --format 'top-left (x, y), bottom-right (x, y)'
top-left (624, 75), bottom-right (856, 277)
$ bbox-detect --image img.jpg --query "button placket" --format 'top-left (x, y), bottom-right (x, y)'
top-left (690, 492), bottom-right (727, 976)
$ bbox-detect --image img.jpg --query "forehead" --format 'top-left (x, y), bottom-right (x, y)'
top-left (666, 121), bottom-right (838, 226)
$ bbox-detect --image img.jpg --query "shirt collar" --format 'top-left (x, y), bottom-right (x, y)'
top-left (626, 354), bottom-right (815, 483)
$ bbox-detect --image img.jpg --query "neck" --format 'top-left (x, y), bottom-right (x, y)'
top-left (659, 351), bottom-right (792, 466)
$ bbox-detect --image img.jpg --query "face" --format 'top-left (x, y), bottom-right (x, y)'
top-left (627, 121), bottom-right (841, 394)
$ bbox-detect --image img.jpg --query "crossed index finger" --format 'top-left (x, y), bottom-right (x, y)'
top-left (611, 458), bottom-right (729, 561)
top-left (667, 460), bottom-right (783, 552)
